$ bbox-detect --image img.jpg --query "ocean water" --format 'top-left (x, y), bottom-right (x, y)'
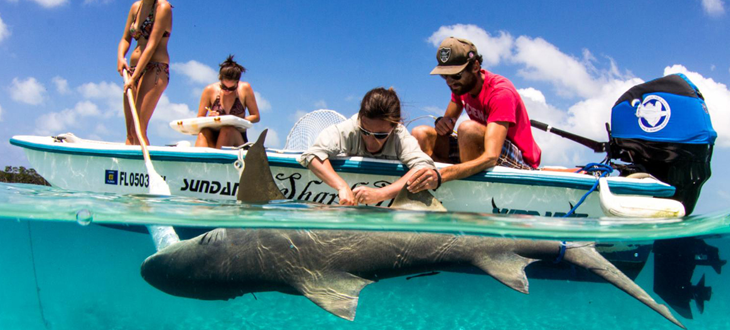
top-left (1, 182), bottom-right (729, 330)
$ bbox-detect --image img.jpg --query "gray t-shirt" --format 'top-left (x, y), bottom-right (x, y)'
top-left (297, 115), bottom-right (435, 171)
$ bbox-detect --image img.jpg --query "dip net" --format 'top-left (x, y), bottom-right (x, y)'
top-left (284, 110), bottom-right (347, 151)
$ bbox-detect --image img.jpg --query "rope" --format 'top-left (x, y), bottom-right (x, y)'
top-left (26, 221), bottom-right (50, 329)
top-left (563, 163), bottom-right (613, 217)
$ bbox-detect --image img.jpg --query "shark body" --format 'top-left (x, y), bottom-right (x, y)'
top-left (140, 130), bottom-right (684, 328)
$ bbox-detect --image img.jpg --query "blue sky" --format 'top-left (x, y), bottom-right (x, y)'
top-left (0, 0), bottom-right (728, 213)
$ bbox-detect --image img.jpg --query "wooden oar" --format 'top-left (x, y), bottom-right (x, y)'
top-left (123, 69), bottom-right (179, 250)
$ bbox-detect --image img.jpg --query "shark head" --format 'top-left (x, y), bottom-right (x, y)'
top-left (141, 228), bottom-right (262, 300)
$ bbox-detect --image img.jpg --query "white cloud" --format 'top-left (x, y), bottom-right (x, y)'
top-left (289, 109), bottom-right (308, 123)
top-left (314, 100), bottom-right (327, 109)
top-left (513, 36), bottom-right (611, 99)
top-left (30, 0), bottom-right (68, 8)
top-left (150, 94), bottom-right (196, 123)
top-left (171, 60), bottom-right (217, 84)
top-left (428, 24), bottom-right (513, 68)
top-left (77, 81), bottom-right (122, 99)
top-left (77, 81), bottom-right (123, 117)
top-left (0, 14), bottom-right (10, 43)
top-left (34, 101), bottom-right (101, 135)
top-left (10, 77), bottom-right (46, 105)
top-left (665, 65), bottom-right (730, 147)
top-left (700, 0), bottom-right (726, 17)
top-left (52, 76), bottom-right (70, 94)
top-left (254, 91), bottom-right (272, 112)
top-left (124, 94), bottom-right (196, 141)
top-left (248, 127), bottom-right (281, 148)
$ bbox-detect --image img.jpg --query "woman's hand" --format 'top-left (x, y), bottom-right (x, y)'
top-left (338, 186), bottom-right (356, 206)
top-left (207, 109), bottom-right (220, 117)
top-left (117, 58), bottom-right (130, 77)
top-left (407, 168), bottom-right (440, 193)
top-left (123, 78), bottom-right (136, 93)
top-left (353, 186), bottom-right (385, 205)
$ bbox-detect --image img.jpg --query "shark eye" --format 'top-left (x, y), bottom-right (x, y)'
top-left (631, 99), bottom-right (641, 107)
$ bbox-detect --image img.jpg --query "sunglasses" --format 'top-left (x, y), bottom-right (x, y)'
top-left (440, 71), bottom-right (464, 81)
top-left (359, 126), bottom-right (393, 140)
top-left (220, 82), bottom-right (238, 92)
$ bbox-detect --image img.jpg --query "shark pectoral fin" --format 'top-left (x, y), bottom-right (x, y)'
top-left (391, 184), bottom-right (447, 211)
top-left (473, 254), bottom-right (536, 294)
top-left (293, 271), bottom-right (374, 321)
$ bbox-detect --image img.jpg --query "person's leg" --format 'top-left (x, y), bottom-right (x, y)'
top-left (457, 119), bottom-right (532, 170)
top-left (411, 125), bottom-right (453, 163)
top-left (215, 126), bottom-right (244, 149)
top-left (134, 64), bottom-right (169, 146)
top-left (195, 128), bottom-right (217, 147)
top-left (456, 120), bottom-right (486, 162)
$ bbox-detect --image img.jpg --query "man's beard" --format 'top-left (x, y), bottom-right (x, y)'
top-left (449, 76), bottom-right (477, 96)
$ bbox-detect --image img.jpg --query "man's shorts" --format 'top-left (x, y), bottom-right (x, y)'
top-left (447, 135), bottom-right (533, 170)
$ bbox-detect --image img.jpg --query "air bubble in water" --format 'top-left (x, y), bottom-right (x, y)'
top-left (76, 209), bottom-right (93, 226)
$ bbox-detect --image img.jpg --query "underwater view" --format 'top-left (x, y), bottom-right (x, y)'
top-left (1, 182), bottom-right (729, 330)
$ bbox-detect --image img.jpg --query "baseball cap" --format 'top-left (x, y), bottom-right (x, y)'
top-left (430, 37), bottom-right (479, 75)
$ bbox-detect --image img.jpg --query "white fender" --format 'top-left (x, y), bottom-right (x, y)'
top-left (599, 178), bottom-right (685, 218)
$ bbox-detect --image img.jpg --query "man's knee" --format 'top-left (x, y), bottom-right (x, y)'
top-left (412, 125), bottom-right (434, 139)
top-left (457, 120), bottom-right (485, 140)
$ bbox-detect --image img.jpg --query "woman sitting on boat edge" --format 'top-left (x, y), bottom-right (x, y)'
top-left (297, 87), bottom-right (441, 206)
top-left (195, 55), bottom-right (260, 149)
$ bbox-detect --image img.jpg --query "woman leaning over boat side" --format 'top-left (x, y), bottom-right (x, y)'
top-left (117, 0), bottom-right (172, 145)
top-left (194, 55), bottom-right (261, 149)
top-left (297, 87), bottom-right (441, 206)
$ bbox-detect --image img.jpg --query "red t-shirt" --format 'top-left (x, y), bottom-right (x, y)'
top-left (451, 70), bottom-right (542, 168)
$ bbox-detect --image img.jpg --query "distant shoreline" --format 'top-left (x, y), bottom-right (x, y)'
top-left (0, 166), bottom-right (50, 186)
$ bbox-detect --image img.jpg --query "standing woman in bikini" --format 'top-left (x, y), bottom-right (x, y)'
top-left (194, 55), bottom-right (261, 149)
top-left (117, 0), bottom-right (172, 145)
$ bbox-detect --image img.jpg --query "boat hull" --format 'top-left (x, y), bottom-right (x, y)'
top-left (11, 135), bottom-right (676, 217)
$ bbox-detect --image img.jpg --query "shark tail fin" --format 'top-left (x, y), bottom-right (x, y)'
top-left (237, 129), bottom-right (286, 203)
top-left (292, 271), bottom-right (374, 321)
top-left (563, 243), bottom-right (686, 329)
top-left (473, 253), bottom-right (535, 294)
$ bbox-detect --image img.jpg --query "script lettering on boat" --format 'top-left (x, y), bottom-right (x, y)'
top-left (180, 178), bottom-right (238, 196)
top-left (275, 173), bottom-right (301, 199)
top-left (490, 198), bottom-right (588, 218)
top-left (274, 170), bottom-right (396, 205)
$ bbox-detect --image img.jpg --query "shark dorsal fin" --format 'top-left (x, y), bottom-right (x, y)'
top-left (237, 129), bottom-right (286, 203)
top-left (292, 271), bottom-right (374, 321)
top-left (391, 184), bottom-right (447, 211)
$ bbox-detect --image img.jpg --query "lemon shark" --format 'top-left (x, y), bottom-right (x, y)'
top-left (140, 130), bottom-right (684, 328)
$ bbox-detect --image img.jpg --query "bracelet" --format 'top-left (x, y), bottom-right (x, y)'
top-left (434, 116), bottom-right (443, 126)
top-left (433, 169), bottom-right (442, 191)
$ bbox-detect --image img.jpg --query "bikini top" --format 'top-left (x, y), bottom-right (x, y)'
top-left (130, 0), bottom-right (171, 41)
top-left (211, 90), bottom-right (246, 117)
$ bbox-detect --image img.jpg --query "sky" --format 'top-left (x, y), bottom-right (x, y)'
top-left (0, 0), bottom-right (728, 213)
